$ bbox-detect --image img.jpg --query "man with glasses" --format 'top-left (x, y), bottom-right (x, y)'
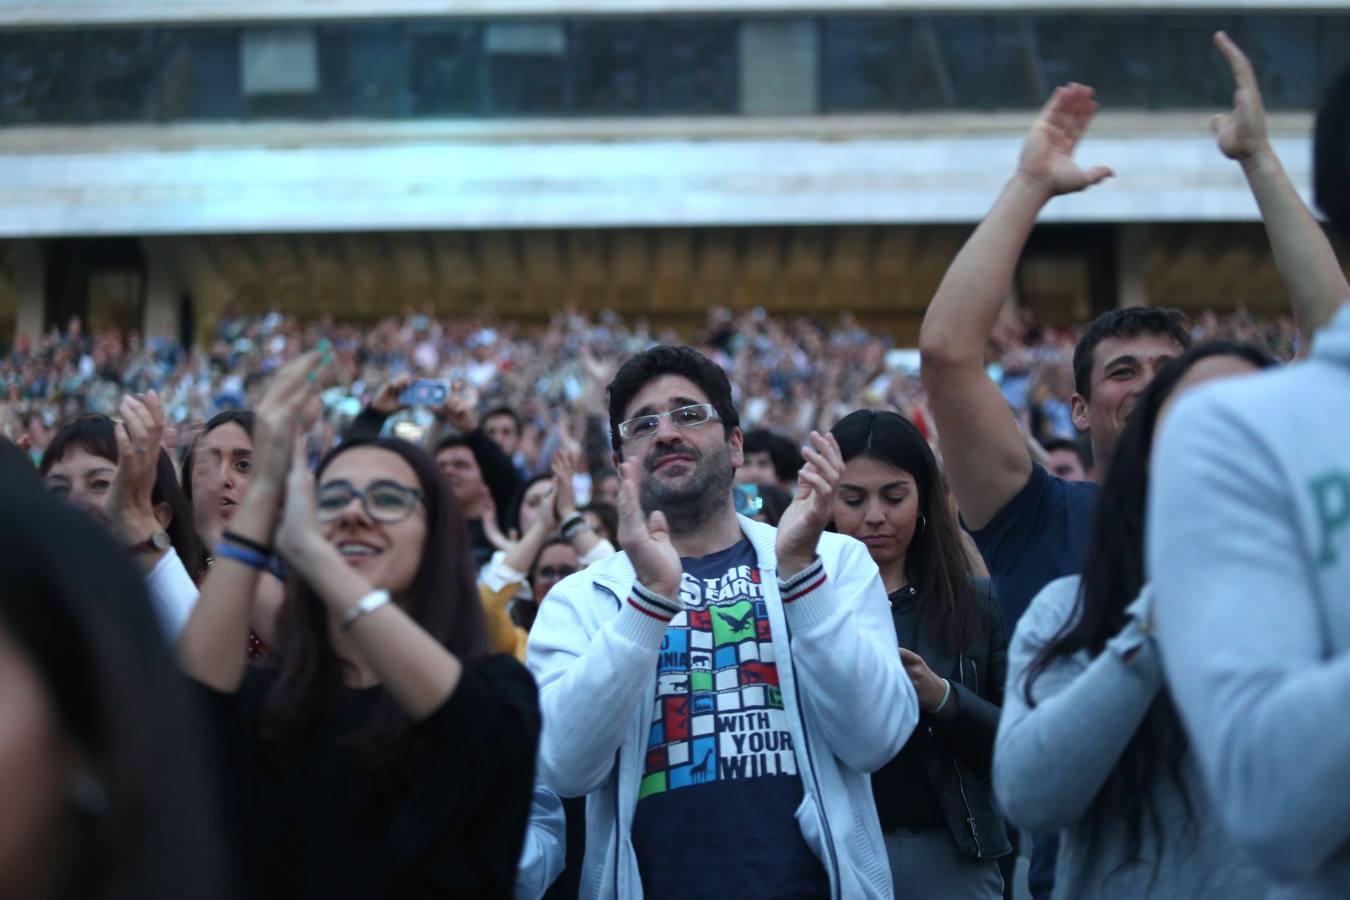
top-left (527, 345), bottom-right (914, 900)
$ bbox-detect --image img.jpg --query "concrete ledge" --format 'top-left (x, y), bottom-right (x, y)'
top-left (0, 116), bottom-right (1314, 235)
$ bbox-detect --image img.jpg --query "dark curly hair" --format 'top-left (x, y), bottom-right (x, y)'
top-left (606, 346), bottom-right (739, 458)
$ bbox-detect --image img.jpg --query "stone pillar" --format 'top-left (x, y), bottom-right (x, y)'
top-left (141, 238), bottom-right (182, 342)
top-left (1116, 223), bottom-right (1150, 309)
top-left (13, 240), bottom-right (46, 341)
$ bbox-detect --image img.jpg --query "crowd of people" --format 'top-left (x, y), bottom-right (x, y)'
top-left (3, 30), bottom-right (1349, 900)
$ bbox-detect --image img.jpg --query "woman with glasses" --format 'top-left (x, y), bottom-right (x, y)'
top-left (177, 353), bottom-right (540, 900)
top-left (829, 408), bottom-right (1011, 899)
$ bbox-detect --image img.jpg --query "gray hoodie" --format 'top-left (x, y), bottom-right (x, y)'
top-left (1148, 303), bottom-right (1350, 899)
top-left (996, 576), bottom-right (1269, 899)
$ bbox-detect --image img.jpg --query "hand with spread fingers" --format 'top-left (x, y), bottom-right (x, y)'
top-left (1017, 82), bottom-right (1114, 198)
top-left (775, 431), bottom-right (843, 579)
top-left (1211, 31), bottom-right (1271, 164)
top-left (108, 390), bottom-right (167, 547)
top-left (616, 456), bottom-right (682, 600)
top-left (551, 449), bottom-right (580, 521)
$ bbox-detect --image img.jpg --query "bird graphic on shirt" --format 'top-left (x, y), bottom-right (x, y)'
top-left (716, 607), bottom-right (755, 635)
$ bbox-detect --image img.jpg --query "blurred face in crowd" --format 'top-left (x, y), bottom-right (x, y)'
top-left (191, 423), bottom-right (253, 540)
top-left (620, 375), bottom-right (742, 520)
top-left (834, 455), bottom-right (921, 579)
top-left (736, 451), bottom-right (777, 487)
top-left (518, 479), bottom-right (554, 535)
top-left (43, 447), bottom-right (114, 527)
top-left (320, 447), bottom-right (426, 600)
top-left (0, 624), bottom-right (74, 900)
top-left (593, 472), bottom-right (620, 508)
top-left (583, 508), bottom-right (615, 545)
top-left (484, 413), bottom-right (521, 457)
top-left (1073, 333), bottom-right (1183, 472)
top-left (435, 445), bottom-right (485, 516)
top-left (533, 542), bottom-right (580, 604)
top-left (1047, 447), bottom-right (1089, 482)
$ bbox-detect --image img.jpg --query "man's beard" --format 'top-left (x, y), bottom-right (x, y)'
top-left (639, 440), bottom-right (736, 537)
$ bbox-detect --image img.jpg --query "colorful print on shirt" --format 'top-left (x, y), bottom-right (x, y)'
top-left (638, 544), bottom-right (800, 800)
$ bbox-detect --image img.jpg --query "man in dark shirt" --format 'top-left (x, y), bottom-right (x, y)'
top-left (921, 53), bottom-right (1349, 899)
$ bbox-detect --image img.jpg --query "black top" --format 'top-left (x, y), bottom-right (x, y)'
top-left (196, 655), bottom-right (539, 900)
top-left (870, 586), bottom-right (947, 832)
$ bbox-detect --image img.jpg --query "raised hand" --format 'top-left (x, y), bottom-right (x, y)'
top-left (480, 492), bottom-right (519, 553)
top-left (274, 434), bottom-right (323, 568)
top-left (441, 391), bottom-right (479, 434)
top-left (371, 373), bottom-right (412, 416)
top-left (616, 456), bottom-right (682, 599)
top-left (108, 390), bottom-right (166, 543)
top-left (1211, 31), bottom-right (1270, 163)
top-left (253, 352), bottom-right (325, 493)
top-left (775, 431), bottom-right (843, 579)
top-left (551, 448), bottom-right (580, 519)
top-left (1017, 83), bottom-right (1114, 197)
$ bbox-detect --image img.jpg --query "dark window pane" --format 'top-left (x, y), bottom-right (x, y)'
top-left (929, 15), bottom-right (1041, 109)
top-left (1318, 16), bottom-right (1350, 98)
top-left (159, 28), bottom-right (243, 120)
top-left (85, 30), bottom-right (160, 121)
top-left (322, 24), bottom-right (405, 118)
top-left (407, 23), bottom-right (482, 116)
top-left (570, 20), bottom-right (647, 115)
top-left (1034, 15), bottom-right (1157, 109)
top-left (1149, 16), bottom-right (1230, 108)
top-left (820, 17), bottom-right (903, 112)
top-left (650, 20), bottom-right (737, 113)
top-left (486, 22), bottom-right (568, 114)
top-left (1236, 16), bottom-right (1318, 110)
top-left (0, 31), bottom-right (84, 123)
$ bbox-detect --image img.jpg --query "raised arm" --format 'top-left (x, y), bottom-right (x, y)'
top-left (1213, 31), bottom-right (1350, 352)
top-left (178, 353), bottom-right (322, 691)
top-left (920, 84), bottom-right (1113, 528)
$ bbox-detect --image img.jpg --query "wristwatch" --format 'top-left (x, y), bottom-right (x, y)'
top-left (130, 530), bottom-right (171, 554)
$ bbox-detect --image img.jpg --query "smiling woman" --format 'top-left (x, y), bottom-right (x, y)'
top-left (176, 352), bottom-right (539, 900)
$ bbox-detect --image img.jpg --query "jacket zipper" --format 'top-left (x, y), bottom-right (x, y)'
top-left (783, 612), bottom-right (841, 900)
top-left (952, 655), bottom-right (983, 858)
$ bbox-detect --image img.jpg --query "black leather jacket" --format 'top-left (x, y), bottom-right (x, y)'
top-left (892, 579), bottom-right (1012, 860)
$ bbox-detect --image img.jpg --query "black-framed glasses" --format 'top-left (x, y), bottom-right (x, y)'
top-left (535, 565), bottom-right (577, 581)
top-left (317, 479), bottom-right (424, 524)
top-left (617, 403), bottom-right (720, 441)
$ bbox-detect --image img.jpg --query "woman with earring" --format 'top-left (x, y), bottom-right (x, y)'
top-left (831, 408), bottom-right (1011, 899)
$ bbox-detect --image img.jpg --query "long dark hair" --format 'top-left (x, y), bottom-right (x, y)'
top-left (1025, 340), bottom-right (1277, 876)
top-left (40, 416), bottom-right (209, 582)
top-left (180, 409), bottom-right (256, 504)
top-left (0, 452), bottom-right (230, 900)
top-left (259, 436), bottom-right (489, 768)
top-left (831, 409), bottom-right (982, 656)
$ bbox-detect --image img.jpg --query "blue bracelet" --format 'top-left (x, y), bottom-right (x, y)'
top-left (214, 542), bottom-right (268, 571)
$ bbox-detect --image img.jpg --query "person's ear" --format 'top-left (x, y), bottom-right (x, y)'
top-left (1070, 393), bottom-right (1091, 434)
top-left (153, 501), bottom-right (173, 530)
top-left (729, 427), bottom-right (745, 469)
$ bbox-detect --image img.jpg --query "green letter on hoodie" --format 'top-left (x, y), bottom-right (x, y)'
top-left (1311, 472), bottom-right (1350, 566)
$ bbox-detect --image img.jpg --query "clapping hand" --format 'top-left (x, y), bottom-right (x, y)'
top-left (774, 431), bottom-right (843, 579)
top-left (1017, 83), bottom-right (1114, 197)
top-left (108, 390), bottom-right (166, 543)
top-left (615, 456), bottom-right (681, 600)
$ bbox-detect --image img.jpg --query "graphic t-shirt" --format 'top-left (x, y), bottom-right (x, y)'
top-left (630, 539), bottom-right (831, 900)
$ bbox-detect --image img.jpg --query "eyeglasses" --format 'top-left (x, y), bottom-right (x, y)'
top-left (316, 479), bottom-right (424, 524)
top-left (535, 565), bottom-right (577, 580)
top-left (617, 403), bottom-right (720, 441)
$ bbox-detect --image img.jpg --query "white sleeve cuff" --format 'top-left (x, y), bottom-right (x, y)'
top-left (145, 548), bottom-right (200, 641)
